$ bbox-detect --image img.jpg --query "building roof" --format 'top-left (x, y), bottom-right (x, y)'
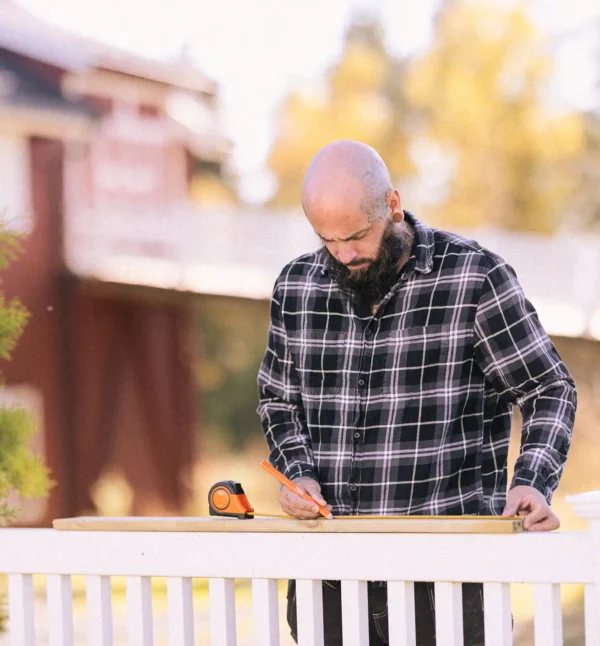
top-left (0, 1), bottom-right (216, 94)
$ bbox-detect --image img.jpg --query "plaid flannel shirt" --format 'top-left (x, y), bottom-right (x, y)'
top-left (257, 212), bottom-right (576, 516)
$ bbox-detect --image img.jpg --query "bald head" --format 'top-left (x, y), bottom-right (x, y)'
top-left (302, 140), bottom-right (393, 223)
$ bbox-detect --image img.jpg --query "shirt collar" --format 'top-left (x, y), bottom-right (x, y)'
top-left (319, 211), bottom-right (434, 278)
top-left (403, 211), bottom-right (434, 276)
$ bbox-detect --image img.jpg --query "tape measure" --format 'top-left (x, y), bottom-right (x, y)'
top-left (208, 480), bottom-right (289, 519)
top-left (208, 480), bottom-right (255, 519)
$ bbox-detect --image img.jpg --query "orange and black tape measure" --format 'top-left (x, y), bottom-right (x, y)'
top-left (208, 480), bottom-right (255, 519)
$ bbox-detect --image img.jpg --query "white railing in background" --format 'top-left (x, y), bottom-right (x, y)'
top-left (0, 491), bottom-right (599, 646)
top-left (63, 206), bottom-right (600, 341)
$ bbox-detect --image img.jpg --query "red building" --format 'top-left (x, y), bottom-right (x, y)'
top-left (0, 1), bottom-right (230, 524)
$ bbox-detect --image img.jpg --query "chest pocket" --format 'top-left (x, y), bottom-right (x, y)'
top-left (372, 324), bottom-right (452, 394)
top-left (287, 331), bottom-right (347, 395)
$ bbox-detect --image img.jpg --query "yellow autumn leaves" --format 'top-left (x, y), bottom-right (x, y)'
top-left (267, 1), bottom-right (587, 233)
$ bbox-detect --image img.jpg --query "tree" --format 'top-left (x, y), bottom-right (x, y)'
top-left (267, 17), bottom-right (415, 207)
top-left (574, 111), bottom-right (600, 230)
top-left (406, 0), bottom-right (584, 233)
top-left (0, 226), bottom-right (52, 523)
top-left (196, 296), bottom-right (271, 450)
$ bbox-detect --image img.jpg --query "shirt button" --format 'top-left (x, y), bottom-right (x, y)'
top-left (354, 432), bottom-right (361, 439)
top-left (349, 484), bottom-right (357, 492)
top-left (365, 329), bottom-right (372, 336)
top-left (358, 379), bottom-right (365, 387)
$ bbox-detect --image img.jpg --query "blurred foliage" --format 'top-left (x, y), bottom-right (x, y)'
top-left (407, 0), bottom-right (584, 232)
top-left (268, 2), bottom-right (590, 233)
top-left (573, 112), bottom-right (600, 230)
top-left (0, 226), bottom-right (52, 525)
top-left (189, 159), bottom-right (238, 206)
top-left (189, 174), bottom-right (238, 205)
top-left (196, 296), bottom-right (270, 450)
top-left (267, 18), bottom-right (415, 207)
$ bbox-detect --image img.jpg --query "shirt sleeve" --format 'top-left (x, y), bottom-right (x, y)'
top-left (473, 258), bottom-right (577, 502)
top-left (256, 283), bottom-right (316, 481)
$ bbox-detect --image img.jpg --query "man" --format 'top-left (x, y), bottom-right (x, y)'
top-left (257, 141), bottom-right (576, 645)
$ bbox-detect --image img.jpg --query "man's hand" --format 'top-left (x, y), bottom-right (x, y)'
top-left (502, 485), bottom-right (560, 531)
top-left (279, 477), bottom-right (333, 520)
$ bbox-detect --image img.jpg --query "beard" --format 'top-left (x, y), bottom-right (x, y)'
top-left (325, 220), bottom-right (412, 308)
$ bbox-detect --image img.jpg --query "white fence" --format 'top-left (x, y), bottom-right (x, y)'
top-left (1, 491), bottom-right (599, 646)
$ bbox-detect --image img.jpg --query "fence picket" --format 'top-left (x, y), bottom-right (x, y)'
top-left (585, 584), bottom-right (600, 646)
top-left (8, 573), bottom-right (35, 646)
top-left (341, 580), bottom-right (369, 646)
top-left (86, 575), bottom-right (113, 646)
top-left (209, 578), bottom-right (237, 646)
top-left (167, 577), bottom-right (194, 646)
top-left (251, 579), bottom-right (279, 646)
top-left (296, 579), bottom-right (324, 646)
top-left (126, 576), bottom-right (154, 646)
top-left (434, 582), bottom-right (463, 646)
top-left (534, 583), bottom-right (562, 645)
top-left (47, 574), bottom-right (74, 646)
top-left (483, 582), bottom-right (512, 646)
top-left (387, 581), bottom-right (416, 646)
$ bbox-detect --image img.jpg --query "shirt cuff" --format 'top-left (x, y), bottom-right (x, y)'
top-left (510, 468), bottom-right (549, 501)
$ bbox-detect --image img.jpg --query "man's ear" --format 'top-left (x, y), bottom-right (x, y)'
top-left (388, 189), bottom-right (403, 222)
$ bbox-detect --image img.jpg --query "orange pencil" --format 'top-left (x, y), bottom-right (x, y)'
top-left (260, 460), bottom-right (331, 519)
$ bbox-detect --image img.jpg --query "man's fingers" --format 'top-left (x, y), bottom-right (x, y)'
top-left (526, 512), bottom-right (560, 532)
top-left (286, 490), bottom-right (321, 513)
top-left (281, 504), bottom-right (320, 520)
top-left (502, 489), bottom-right (530, 517)
top-left (277, 477), bottom-right (332, 519)
top-left (301, 482), bottom-right (327, 506)
top-left (279, 490), bottom-right (320, 517)
top-left (523, 503), bottom-right (558, 531)
top-left (501, 502), bottom-right (520, 517)
top-left (311, 493), bottom-right (327, 506)
top-left (293, 510), bottom-right (322, 520)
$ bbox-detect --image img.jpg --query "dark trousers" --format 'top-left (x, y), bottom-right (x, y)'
top-left (286, 580), bottom-right (485, 646)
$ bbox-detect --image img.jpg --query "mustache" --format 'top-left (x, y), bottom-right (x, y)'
top-left (345, 259), bottom-right (372, 267)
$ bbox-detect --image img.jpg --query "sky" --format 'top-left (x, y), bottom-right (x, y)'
top-left (18, 0), bottom-right (600, 203)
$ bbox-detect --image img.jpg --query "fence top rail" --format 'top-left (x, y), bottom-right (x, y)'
top-left (52, 515), bottom-right (523, 534)
top-left (0, 528), bottom-right (591, 584)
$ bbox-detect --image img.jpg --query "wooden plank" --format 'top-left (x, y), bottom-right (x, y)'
top-left (534, 583), bottom-right (563, 646)
top-left (8, 573), bottom-right (35, 646)
top-left (341, 580), bottom-right (369, 646)
top-left (585, 584), bottom-right (600, 646)
top-left (434, 582), bottom-right (463, 646)
top-left (251, 579), bottom-right (279, 646)
top-left (209, 578), bottom-right (237, 646)
top-left (167, 577), bottom-right (194, 646)
top-left (483, 582), bottom-right (512, 646)
top-left (53, 515), bottom-right (523, 534)
top-left (387, 581), bottom-right (416, 646)
top-left (86, 575), bottom-right (113, 646)
top-left (126, 576), bottom-right (154, 646)
top-left (296, 579), bottom-right (324, 646)
top-left (47, 574), bottom-right (74, 646)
